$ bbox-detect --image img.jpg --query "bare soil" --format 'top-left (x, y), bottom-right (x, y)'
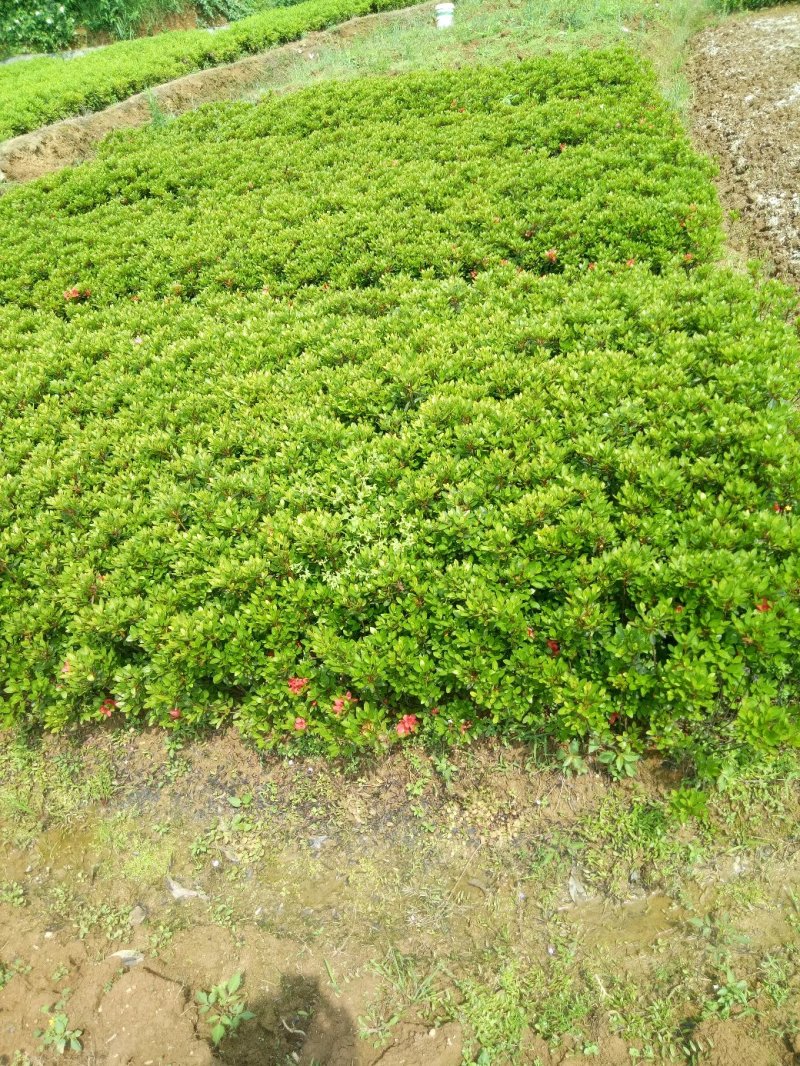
top-left (2, 730), bottom-right (800, 1064)
top-left (688, 6), bottom-right (800, 286)
top-left (0, 3), bottom-right (433, 185)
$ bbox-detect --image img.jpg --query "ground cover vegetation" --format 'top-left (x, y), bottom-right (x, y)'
top-left (0, 0), bottom-right (422, 139)
top-left (2, 50), bottom-right (799, 777)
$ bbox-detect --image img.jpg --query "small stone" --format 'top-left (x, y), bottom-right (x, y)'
top-left (166, 876), bottom-right (208, 901)
top-left (128, 905), bottom-right (147, 927)
top-left (110, 949), bottom-right (144, 969)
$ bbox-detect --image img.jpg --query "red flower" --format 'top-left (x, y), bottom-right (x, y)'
top-left (755, 599), bottom-right (772, 613)
top-left (169, 708), bottom-right (181, 720)
top-left (64, 286), bottom-right (91, 302)
top-left (294, 717), bottom-right (307, 731)
top-left (546, 639), bottom-right (560, 656)
top-left (608, 712), bottom-right (620, 726)
top-left (460, 720), bottom-right (472, 734)
top-left (626, 258), bottom-right (636, 267)
top-left (587, 262), bottom-right (597, 271)
top-left (288, 677), bottom-right (309, 696)
top-left (683, 253), bottom-right (694, 263)
top-left (99, 698), bottom-right (116, 719)
top-left (674, 605), bottom-right (684, 613)
top-left (61, 660), bottom-right (71, 676)
top-left (431, 707), bottom-right (440, 716)
top-left (773, 503), bottom-right (784, 513)
top-left (332, 697), bottom-right (346, 715)
top-left (545, 248), bottom-right (558, 263)
top-left (396, 714), bottom-right (419, 737)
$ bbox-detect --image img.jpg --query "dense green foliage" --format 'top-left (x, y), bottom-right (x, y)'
top-left (0, 0), bottom-right (420, 139)
top-left (0, 1), bottom-right (76, 54)
top-left (0, 0), bottom-right (295, 56)
top-left (1, 51), bottom-right (799, 767)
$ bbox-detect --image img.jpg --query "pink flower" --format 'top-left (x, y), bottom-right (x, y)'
top-left (169, 708), bottom-right (181, 720)
top-left (294, 717), bottom-right (307, 731)
top-left (288, 677), bottom-right (309, 696)
top-left (431, 707), bottom-right (440, 716)
top-left (545, 248), bottom-right (558, 263)
top-left (755, 599), bottom-right (772, 613)
top-left (396, 714), bottom-right (419, 737)
top-left (61, 660), bottom-right (71, 676)
top-left (332, 691), bottom-right (357, 715)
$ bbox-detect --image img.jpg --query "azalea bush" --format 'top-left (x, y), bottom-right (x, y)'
top-left (0, 0), bottom-right (424, 138)
top-left (1, 51), bottom-right (799, 771)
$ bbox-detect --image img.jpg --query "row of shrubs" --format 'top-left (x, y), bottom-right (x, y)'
top-left (0, 0), bottom-right (423, 139)
top-left (1, 52), bottom-right (799, 772)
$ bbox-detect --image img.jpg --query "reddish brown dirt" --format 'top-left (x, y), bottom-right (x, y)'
top-left (689, 6), bottom-right (800, 287)
top-left (0, 3), bottom-right (434, 185)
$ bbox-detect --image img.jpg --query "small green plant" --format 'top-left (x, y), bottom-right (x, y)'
top-left (560, 739), bottom-right (589, 777)
top-left (35, 1009), bottom-right (83, 1055)
top-left (596, 740), bottom-right (641, 781)
top-left (0, 957), bottom-right (29, 990)
top-left (704, 970), bottom-right (751, 1019)
top-left (668, 788), bottom-right (709, 825)
top-left (196, 972), bottom-right (255, 1045)
top-left (0, 881), bottom-right (25, 906)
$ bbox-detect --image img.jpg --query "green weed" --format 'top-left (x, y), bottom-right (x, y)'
top-left (196, 972), bottom-right (255, 1045)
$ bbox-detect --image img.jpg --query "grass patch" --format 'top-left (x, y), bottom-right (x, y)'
top-left (260, 0), bottom-right (716, 114)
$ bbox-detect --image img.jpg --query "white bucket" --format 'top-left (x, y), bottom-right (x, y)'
top-left (435, 2), bottom-right (454, 28)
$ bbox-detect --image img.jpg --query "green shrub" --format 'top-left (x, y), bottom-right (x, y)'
top-left (1, 52), bottom-right (799, 767)
top-left (0, 1), bottom-right (76, 54)
top-left (0, 0), bottom-right (426, 138)
top-left (0, 0), bottom-right (298, 56)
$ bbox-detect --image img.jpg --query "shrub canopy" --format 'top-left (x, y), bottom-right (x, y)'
top-left (1, 51), bottom-right (799, 765)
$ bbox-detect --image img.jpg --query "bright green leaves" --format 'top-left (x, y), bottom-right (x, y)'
top-left (0, 53), bottom-right (799, 765)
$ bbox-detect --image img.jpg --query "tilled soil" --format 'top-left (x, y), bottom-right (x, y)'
top-left (0, 3), bottom-right (433, 184)
top-left (689, 6), bottom-right (800, 286)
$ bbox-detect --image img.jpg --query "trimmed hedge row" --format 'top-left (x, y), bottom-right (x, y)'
top-left (0, 0), bottom-right (424, 140)
top-left (1, 52), bottom-right (799, 766)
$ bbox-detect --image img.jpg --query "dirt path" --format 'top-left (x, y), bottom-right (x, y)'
top-left (0, 2), bottom-right (433, 185)
top-left (689, 5), bottom-right (800, 286)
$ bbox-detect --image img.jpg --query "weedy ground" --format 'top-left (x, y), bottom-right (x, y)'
top-left (253, 0), bottom-right (716, 114)
top-left (1, 729), bottom-right (800, 1063)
